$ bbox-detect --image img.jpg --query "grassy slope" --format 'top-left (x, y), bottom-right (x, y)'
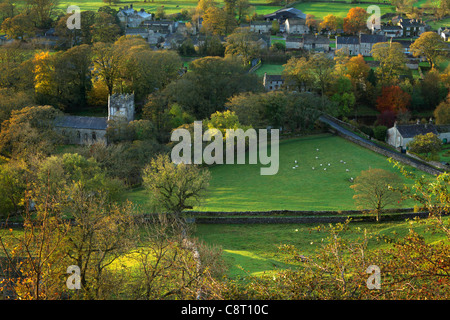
top-left (122, 134), bottom-right (427, 212)
top-left (293, 2), bottom-right (396, 19)
top-left (254, 63), bottom-right (285, 76)
top-left (194, 217), bottom-right (449, 278)
top-left (56, 0), bottom-right (283, 15)
top-left (199, 134), bottom-right (424, 212)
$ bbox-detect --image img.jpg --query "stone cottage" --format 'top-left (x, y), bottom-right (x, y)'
top-left (302, 34), bottom-right (329, 51)
top-left (284, 18), bottom-right (309, 35)
top-left (263, 73), bottom-right (284, 91)
top-left (386, 121), bottom-right (439, 150)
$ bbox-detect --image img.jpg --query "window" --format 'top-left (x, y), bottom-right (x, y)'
top-left (92, 132), bottom-right (97, 141)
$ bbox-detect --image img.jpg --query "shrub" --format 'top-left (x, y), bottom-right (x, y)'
top-left (407, 133), bottom-right (442, 155)
top-left (373, 125), bottom-right (387, 141)
top-left (359, 125), bottom-right (374, 137)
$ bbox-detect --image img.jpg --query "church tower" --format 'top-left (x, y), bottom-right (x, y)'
top-left (107, 93), bottom-right (135, 123)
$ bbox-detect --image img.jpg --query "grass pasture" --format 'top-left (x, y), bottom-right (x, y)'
top-left (293, 2), bottom-right (396, 19)
top-left (199, 134), bottom-right (423, 212)
top-left (194, 217), bottom-right (449, 278)
top-left (123, 134), bottom-right (426, 212)
top-left (56, 0), bottom-right (283, 15)
top-left (254, 62), bottom-right (285, 77)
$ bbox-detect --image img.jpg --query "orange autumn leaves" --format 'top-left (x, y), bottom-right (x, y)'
top-left (376, 85), bottom-right (411, 115)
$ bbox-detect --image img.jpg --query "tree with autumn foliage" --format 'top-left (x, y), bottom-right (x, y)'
top-left (376, 85), bottom-right (411, 115)
top-left (434, 94), bottom-right (450, 125)
top-left (1, 12), bottom-right (35, 41)
top-left (410, 31), bottom-right (448, 70)
top-left (305, 14), bottom-right (319, 31)
top-left (319, 14), bottom-right (343, 34)
top-left (33, 51), bottom-right (55, 105)
top-left (343, 7), bottom-right (369, 34)
top-left (371, 41), bottom-right (407, 85)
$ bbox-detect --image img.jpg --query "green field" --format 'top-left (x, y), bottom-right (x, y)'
top-left (123, 134), bottom-right (426, 212)
top-left (52, 0), bottom-right (399, 19)
top-left (56, 0), bottom-right (283, 15)
top-left (293, 2), bottom-right (396, 19)
top-left (254, 62), bottom-right (285, 76)
top-left (194, 217), bottom-right (449, 277)
top-left (199, 134), bottom-right (424, 212)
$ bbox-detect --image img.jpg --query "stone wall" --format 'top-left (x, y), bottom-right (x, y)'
top-left (190, 211), bottom-right (430, 224)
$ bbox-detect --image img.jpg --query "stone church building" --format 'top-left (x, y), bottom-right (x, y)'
top-left (54, 94), bottom-right (135, 145)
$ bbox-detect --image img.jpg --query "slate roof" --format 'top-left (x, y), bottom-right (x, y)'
top-left (336, 36), bottom-right (359, 45)
top-left (264, 8), bottom-right (306, 20)
top-left (303, 34), bottom-right (329, 44)
top-left (54, 115), bottom-right (108, 130)
top-left (399, 18), bottom-right (426, 28)
top-left (287, 18), bottom-right (306, 25)
top-left (381, 25), bottom-right (402, 31)
top-left (286, 36), bottom-right (302, 42)
top-left (395, 124), bottom-right (438, 138)
top-left (265, 74), bottom-right (284, 82)
top-left (360, 34), bottom-right (386, 43)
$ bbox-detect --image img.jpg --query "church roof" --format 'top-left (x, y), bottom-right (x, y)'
top-left (54, 115), bottom-right (108, 130)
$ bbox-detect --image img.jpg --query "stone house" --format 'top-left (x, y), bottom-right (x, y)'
top-left (386, 121), bottom-right (440, 150)
top-left (285, 36), bottom-right (302, 49)
top-left (284, 18), bottom-right (309, 35)
top-left (302, 34), bottom-right (329, 51)
top-left (117, 5), bottom-right (152, 28)
top-left (377, 25), bottom-right (403, 38)
top-left (248, 21), bottom-right (272, 34)
top-left (359, 34), bottom-right (386, 56)
top-left (142, 20), bottom-right (176, 34)
top-left (336, 36), bottom-right (360, 55)
top-left (336, 34), bottom-right (386, 56)
top-left (54, 94), bottom-right (135, 145)
top-left (263, 73), bottom-right (284, 91)
top-left (397, 18), bottom-right (427, 37)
